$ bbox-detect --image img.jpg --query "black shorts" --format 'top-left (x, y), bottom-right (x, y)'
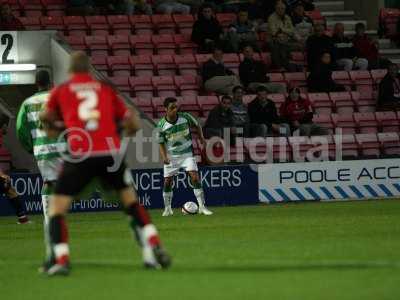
top-left (54, 156), bottom-right (130, 197)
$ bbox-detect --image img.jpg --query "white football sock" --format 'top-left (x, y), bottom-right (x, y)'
top-left (163, 191), bottom-right (173, 210)
top-left (193, 188), bottom-right (205, 209)
top-left (41, 194), bottom-right (52, 259)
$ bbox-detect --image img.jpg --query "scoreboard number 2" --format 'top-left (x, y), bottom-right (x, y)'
top-left (0, 32), bottom-right (18, 64)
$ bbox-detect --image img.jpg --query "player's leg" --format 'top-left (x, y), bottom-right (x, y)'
top-left (103, 160), bottom-right (171, 269)
top-left (162, 159), bottom-right (179, 216)
top-left (41, 182), bottom-right (55, 266)
top-left (183, 157), bottom-right (213, 215)
top-left (44, 160), bottom-right (93, 276)
top-left (162, 176), bottom-right (174, 216)
top-left (1, 175), bottom-right (29, 224)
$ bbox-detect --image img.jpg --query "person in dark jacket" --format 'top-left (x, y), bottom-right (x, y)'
top-left (0, 3), bottom-right (24, 30)
top-left (378, 63), bottom-right (400, 111)
top-left (332, 22), bottom-right (368, 71)
top-left (280, 87), bottom-right (327, 136)
top-left (239, 45), bottom-right (286, 93)
top-left (202, 45), bottom-right (241, 95)
top-left (291, 2), bottom-right (313, 44)
top-left (307, 52), bottom-right (345, 93)
top-left (248, 86), bottom-right (290, 136)
top-left (306, 23), bottom-right (335, 70)
top-left (191, 3), bottom-right (223, 53)
top-left (225, 9), bottom-right (259, 52)
top-left (204, 95), bottom-right (235, 138)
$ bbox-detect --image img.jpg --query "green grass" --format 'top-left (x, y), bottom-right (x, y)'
top-left (1, 200), bottom-right (400, 300)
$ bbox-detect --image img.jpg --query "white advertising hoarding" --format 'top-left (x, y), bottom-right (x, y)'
top-left (259, 159), bottom-right (400, 203)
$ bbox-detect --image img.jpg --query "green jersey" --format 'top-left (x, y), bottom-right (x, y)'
top-left (16, 91), bottom-right (65, 181)
top-left (157, 112), bottom-right (199, 157)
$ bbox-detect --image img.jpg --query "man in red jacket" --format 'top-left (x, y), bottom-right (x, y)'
top-left (0, 3), bottom-right (24, 30)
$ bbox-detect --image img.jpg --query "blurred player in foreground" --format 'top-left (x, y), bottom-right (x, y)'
top-left (16, 70), bottom-right (64, 263)
top-left (157, 97), bottom-right (213, 216)
top-left (40, 51), bottom-right (171, 276)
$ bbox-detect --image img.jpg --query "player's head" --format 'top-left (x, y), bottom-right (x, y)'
top-left (35, 70), bottom-right (51, 91)
top-left (164, 97), bottom-right (178, 119)
top-left (69, 51), bottom-right (90, 74)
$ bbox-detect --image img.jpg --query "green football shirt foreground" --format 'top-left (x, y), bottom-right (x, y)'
top-left (1, 200), bottom-right (399, 300)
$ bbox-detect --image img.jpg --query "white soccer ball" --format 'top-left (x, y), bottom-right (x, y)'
top-left (181, 201), bottom-right (199, 215)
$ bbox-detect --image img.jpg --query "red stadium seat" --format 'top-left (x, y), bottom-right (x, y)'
top-left (86, 15), bottom-right (110, 36)
top-left (64, 16), bottom-right (87, 36)
top-left (270, 137), bottom-right (291, 162)
top-left (290, 52), bottom-right (305, 66)
top-left (64, 35), bottom-right (86, 51)
top-left (329, 92), bottom-right (354, 114)
top-left (109, 76), bottom-right (130, 95)
top-left (40, 16), bottom-right (64, 31)
top-left (349, 70), bottom-right (373, 85)
top-left (351, 91), bottom-right (376, 113)
top-left (266, 72), bottom-right (286, 85)
top-left (174, 54), bottom-right (197, 76)
top-left (378, 132), bottom-right (400, 156)
top-left (375, 111), bottom-right (399, 132)
top-left (180, 96), bottom-right (201, 117)
top-left (174, 34), bottom-right (197, 54)
top-left (152, 14), bottom-right (175, 34)
top-left (85, 35), bottom-right (108, 56)
top-left (284, 72), bottom-right (307, 88)
top-left (356, 133), bottom-right (381, 158)
top-left (332, 113), bottom-right (356, 134)
top-left (133, 97), bottom-right (154, 118)
top-left (108, 35), bottom-right (131, 56)
top-left (268, 93), bottom-right (285, 109)
top-left (223, 53), bottom-right (240, 74)
top-left (42, 0), bottom-right (65, 16)
top-left (175, 75), bottom-right (199, 97)
top-left (313, 114), bottom-right (334, 134)
top-left (130, 15), bottom-right (153, 35)
top-left (129, 55), bottom-right (154, 77)
top-left (332, 71), bottom-right (352, 88)
top-left (107, 56), bottom-right (131, 77)
top-left (216, 13), bottom-right (236, 28)
top-left (129, 76), bottom-right (154, 99)
top-left (173, 14), bottom-right (194, 35)
top-left (195, 54), bottom-right (212, 68)
top-left (19, 0), bottom-right (43, 17)
top-left (90, 56), bottom-right (108, 76)
top-left (152, 54), bottom-right (176, 75)
top-left (19, 17), bottom-right (42, 30)
top-left (152, 76), bottom-right (177, 98)
top-left (308, 93), bottom-right (333, 114)
top-left (354, 112), bottom-right (379, 134)
top-left (334, 134), bottom-right (358, 159)
top-left (152, 34), bottom-right (176, 55)
top-left (152, 97), bottom-right (167, 118)
top-left (198, 95), bottom-right (219, 112)
top-left (130, 35), bottom-right (154, 55)
top-left (107, 15), bottom-right (132, 35)
top-left (370, 69), bottom-right (387, 85)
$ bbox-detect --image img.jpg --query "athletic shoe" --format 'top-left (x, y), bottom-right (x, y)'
top-left (143, 245), bottom-right (172, 270)
top-left (46, 263), bottom-right (70, 276)
top-left (162, 207), bottom-right (173, 217)
top-left (17, 216), bottom-right (30, 224)
top-left (198, 206), bottom-right (213, 215)
top-left (38, 257), bottom-right (56, 274)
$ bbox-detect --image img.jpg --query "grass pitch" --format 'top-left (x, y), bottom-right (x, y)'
top-left (1, 200), bottom-right (400, 300)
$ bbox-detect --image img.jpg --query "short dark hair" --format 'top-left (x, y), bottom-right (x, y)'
top-left (232, 85), bottom-right (244, 94)
top-left (220, 95), bottom-right (232, 102)
top-left (355, 22), bottom-right (365, 31)
top-left (256, 85), bottom-right (268, 94)
top-left (69, 51), bottom-right (90, 73)
top-left (163, 97), bottom-right (177, 108)
top-left (35, 70), bottom-right (51, 88)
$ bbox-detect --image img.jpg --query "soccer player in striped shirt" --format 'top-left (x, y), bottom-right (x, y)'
top-left (16, 70), bottom-right (64, 266)
top-left (157, 97), bottom-right (213, 216)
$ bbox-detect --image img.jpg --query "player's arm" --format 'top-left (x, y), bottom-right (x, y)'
top-left (15, 102), bottom-right (33, 154)
top-left (159, 143), bottom-right (170, 165)
top-left (121, 107), bottom-right (141, 136)
top-left (185, 112), bottom-right (206, 148)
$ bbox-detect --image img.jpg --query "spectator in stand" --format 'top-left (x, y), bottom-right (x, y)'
top-left (267, 1), bottom-right (296, 41)
top-left (202, 45), bottom-right (241, 95)
top-left (66, 0), bottom-right (94, 15)
top-left (307, 52), bottom-right (345, 93)
top-left (269, 31), bottom-right (303, 71)
top-left (225, 9), bottom-right (259, 53)
top-left (280, 87), bottom-right (327, 136)
top-left (332, 22), bottom-right (368, 71)
top-left (191, 3), bottom-right (223, 53)
top-left (0, 3), bottom-right (24, 30)
top-left (248, 86), bottom-right (291, 136)
top-left (378, 63), bottom-right (400, 111)
top-left (306, 23), bottom-right (335, 70)
top-left (291, 2), bottom-right (313, 44)
top-left (124, 0), bottom-right (153, 15)
top-left (298, 0), bottom-right (315, 11)
top-left (155, 0), bottom-right (191, 14)
top-left (203, 95), bottom-right (235, 139)
top-left (231, 86), bottom-right (267, 137)
top-left (353, 22), bottom-right (390, 70)
top-left (239, 45), bottom-right (286, 93)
